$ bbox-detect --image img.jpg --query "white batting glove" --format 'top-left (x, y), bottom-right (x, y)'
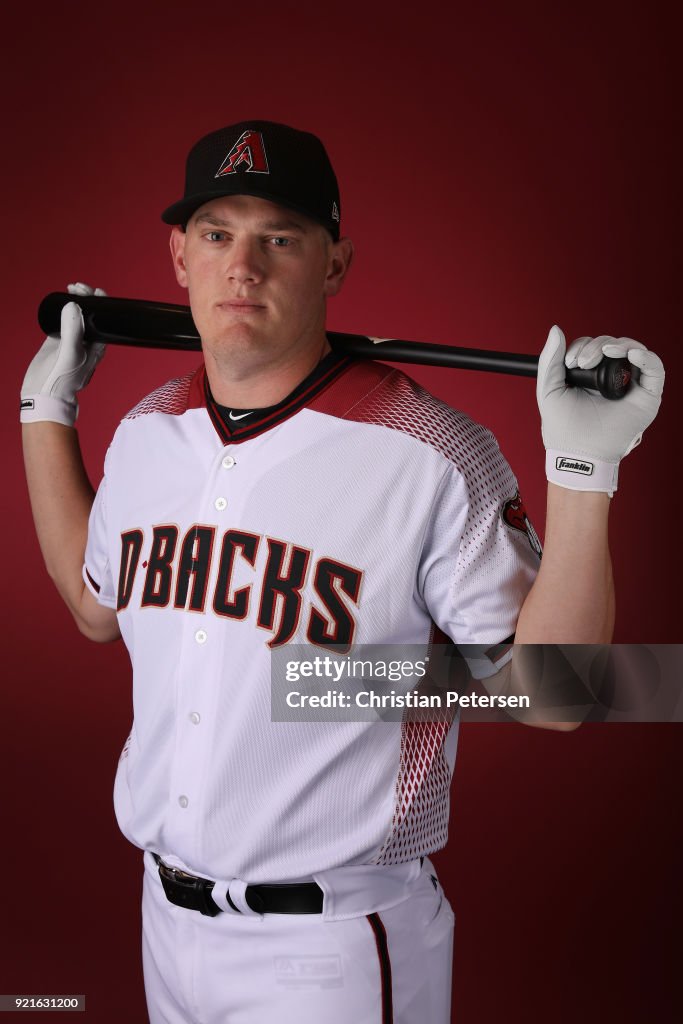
top-left (20, 283), bottom-right (107, 426)
top-left (537, 326), bottom-right (664, 496)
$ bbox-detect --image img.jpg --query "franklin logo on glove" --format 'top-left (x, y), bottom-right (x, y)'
top-left (555, 458), bottom-right (594, 475)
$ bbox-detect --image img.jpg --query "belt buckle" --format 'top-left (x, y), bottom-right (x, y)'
top-left (160, 863), bottom-right (196, 883)
top-left (157, 859), bottom-right (221, 917)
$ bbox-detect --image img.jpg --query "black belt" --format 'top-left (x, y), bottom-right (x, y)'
top-left (152, 853), bottom-right (324, 916)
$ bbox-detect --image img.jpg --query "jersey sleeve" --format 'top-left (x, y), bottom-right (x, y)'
top-left (83, 475), bottom-right (117, 609)
top-left (418, 430), bottom-right (541, 679)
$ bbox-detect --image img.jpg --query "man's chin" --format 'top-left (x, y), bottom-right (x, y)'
top-left (202, 322), bottom-right (268, 351)
top-left (201, 328), bottom-right (279, 373)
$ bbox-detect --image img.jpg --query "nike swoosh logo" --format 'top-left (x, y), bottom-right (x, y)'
top-left (228, 410), bottom-right (254, 421)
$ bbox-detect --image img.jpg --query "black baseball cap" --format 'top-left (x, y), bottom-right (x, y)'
top-left (161, 120), bottom-right (341, 240)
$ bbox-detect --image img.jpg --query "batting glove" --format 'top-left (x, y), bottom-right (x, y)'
top-left (537, 326), bottom-right (664, 496)
top-left (20, 282), bottom-right (107, 427)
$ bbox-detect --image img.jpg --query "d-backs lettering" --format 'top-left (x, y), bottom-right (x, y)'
top-left (116, 525), bottom-right (363, 648)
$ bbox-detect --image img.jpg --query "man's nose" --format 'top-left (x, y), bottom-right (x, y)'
top-left (225, 237), bottom-right (265, 284)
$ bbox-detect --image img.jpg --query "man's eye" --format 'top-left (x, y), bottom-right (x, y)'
top-left (270, 237), bottom-right (292, 247)
top-left (207, 231), bottom-right (225, 242)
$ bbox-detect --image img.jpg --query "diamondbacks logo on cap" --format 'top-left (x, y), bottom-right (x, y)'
top-left (215, 130), bottom-right (270, 178)
top-left (331, 201), bottom-right (340, 223)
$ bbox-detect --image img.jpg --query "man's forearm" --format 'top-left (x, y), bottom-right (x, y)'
top-left (21, 286), bottom-right (119, 641)
top-left (515, 484), bottom-right (615, 645)
top-left (22, 422), bottom-right (95, 615)
top-left (485, 486), bottom-right (615, 730)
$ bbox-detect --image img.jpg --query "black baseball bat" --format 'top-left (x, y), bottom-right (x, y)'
top-left (37, 292), bottom-right (637, 400)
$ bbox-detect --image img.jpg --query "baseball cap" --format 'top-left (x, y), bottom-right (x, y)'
top-left (161, 120), bottom-right (341, 240)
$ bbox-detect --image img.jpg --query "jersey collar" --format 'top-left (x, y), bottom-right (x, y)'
top-left (200, 348), bottom-right (356, 445)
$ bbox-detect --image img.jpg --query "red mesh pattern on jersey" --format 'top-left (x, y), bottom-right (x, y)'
top-left (346, 370), bottom-right (517, 568)
top-left (124, 371), bottom-right (197, 419)
top-left (348, 369), bottom-right (504, 478)
top-left (372, 720), bottom-right (452, 865)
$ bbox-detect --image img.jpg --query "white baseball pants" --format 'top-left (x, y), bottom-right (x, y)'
top-left (141, 851), bottom-right (454, 1023)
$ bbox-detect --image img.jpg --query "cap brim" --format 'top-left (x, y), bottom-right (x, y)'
top-left (161, 190), bottom-right (230, 225)
top-left (161, 187), bottom-right (339, 239)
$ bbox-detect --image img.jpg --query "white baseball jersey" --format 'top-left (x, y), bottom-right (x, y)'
top-left (83, 351), bottom-right (540, 883)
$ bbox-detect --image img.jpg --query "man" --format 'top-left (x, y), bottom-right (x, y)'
top-left (21, 120), bottom-right (664, 1023)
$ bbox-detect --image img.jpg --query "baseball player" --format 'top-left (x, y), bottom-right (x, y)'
top-left (20, 120), bottom-right (664, 1024)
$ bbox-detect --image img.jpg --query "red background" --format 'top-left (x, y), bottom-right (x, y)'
top-left (2, 1), bottom-right (681, 1020)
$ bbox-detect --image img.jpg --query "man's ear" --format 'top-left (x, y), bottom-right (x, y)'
top-left (169, 226), bottom-right (188, 288)
top-left (324, 236), bottom-right (354, 298)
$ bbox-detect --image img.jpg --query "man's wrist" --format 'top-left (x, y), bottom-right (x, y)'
top-left (20, 394), bottom-right (78, 427)
top-left (545, 449), bottom-right (619, 495)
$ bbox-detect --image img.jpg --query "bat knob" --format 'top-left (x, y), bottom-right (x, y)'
top-left (565, 356), bottom-right (639, 400)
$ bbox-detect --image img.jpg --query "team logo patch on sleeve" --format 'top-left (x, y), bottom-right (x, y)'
top-left (502, 491), bottom-right (543, 558)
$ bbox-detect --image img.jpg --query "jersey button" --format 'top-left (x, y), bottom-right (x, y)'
top-left (222, 455), bottom-right (236, 469)
top-left (195, 629), bottom-right (207, 645)
top-left (189, 712), bottom-right (201, 725)
top-left (214, 497), bottom-right (227, 511)
top-left (178, 795), bottom-right (189, 809)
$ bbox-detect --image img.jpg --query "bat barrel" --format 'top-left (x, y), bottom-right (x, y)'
top-left (39, 292), bottom-right (202, 351)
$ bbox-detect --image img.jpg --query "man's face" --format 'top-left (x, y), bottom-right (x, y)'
top-left (169, 194), bottom-right (352, 378)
